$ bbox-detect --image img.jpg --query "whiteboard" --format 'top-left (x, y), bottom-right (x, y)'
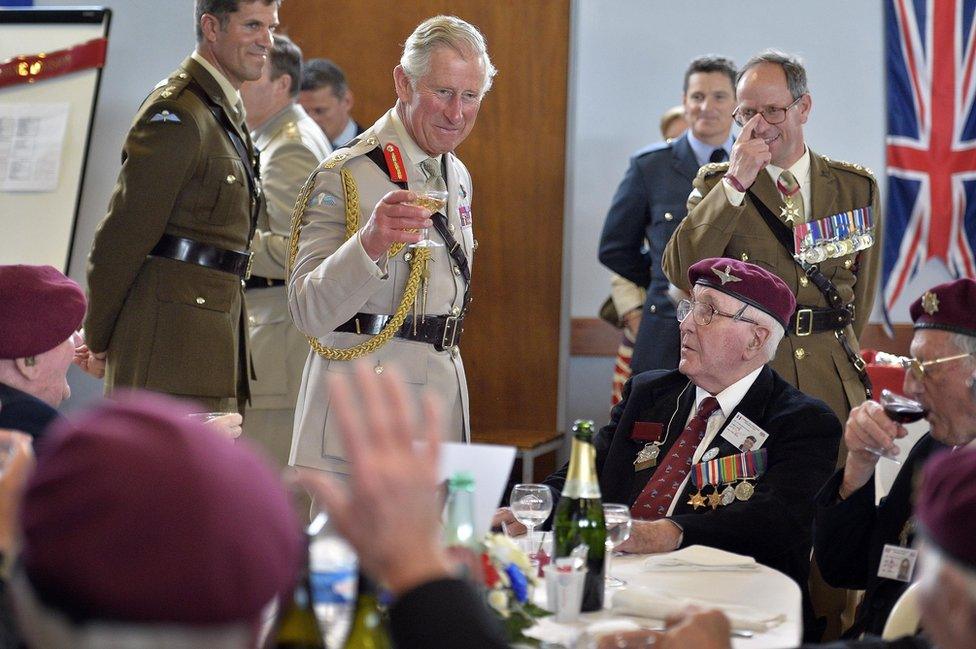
top-left (0, 7), bottom-right (110, 271)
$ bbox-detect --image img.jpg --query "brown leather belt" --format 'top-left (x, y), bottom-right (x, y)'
top-left (243, 275), bottom-right (286, 289)
top-left (150, 234), bottom-right (252, 279)
top-left (335, 312), bottom-right (463, 352)
top-left (789, 305), bottom-right (855, 336)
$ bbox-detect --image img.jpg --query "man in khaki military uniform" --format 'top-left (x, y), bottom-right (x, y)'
top-left (663, 50), bottom-right (880, 431)
top-left (662, 49), bottom-right (880, 642)
top-left (81, 1), bottom-right (280, 412)
top-left (240, 34), bottom-right (331, 466)
top-left (288, 15), bottom-right (497, 475)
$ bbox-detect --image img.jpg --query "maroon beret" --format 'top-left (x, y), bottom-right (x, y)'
top-left (19, 391), bottom-right (304, 625)
top-left (909, 278), bottom-right (976, 337)
top-left (0, 265), bottom-right (86, 359)
top-left (916, 449), bottom-right (976, 568)
top-left (688, 257), bottom-right (797, 329)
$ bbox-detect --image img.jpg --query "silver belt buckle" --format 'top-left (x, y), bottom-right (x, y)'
top-left (441, 316), bottom-right (460, 349)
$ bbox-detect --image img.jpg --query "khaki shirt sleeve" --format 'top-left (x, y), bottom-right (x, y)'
top-left (610, 273), bottom-right (646, 315)
top-left (287, 164), bottom-right (388, 338)
top-left (851, 177), bottom-right (882, 339)
top-left (250, 137), bottom-right (321, 279)
top-left (661, 173), bottom-right (748, 291)
top-left (83, 102), bottom-right (202, 353)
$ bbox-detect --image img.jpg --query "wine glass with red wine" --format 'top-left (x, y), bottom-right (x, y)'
top-left (863, 389), bottom-right (929, 464)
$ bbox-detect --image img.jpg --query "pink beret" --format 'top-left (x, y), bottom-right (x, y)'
top-left (0, 265), bottom-right (86, 359)
top-left (688, 257), bottom-right (797, 329)
top-left (19, 391), bottom-right (304, 625)
top-left (909, 278), bottom-right (976, 337)
top-left (916, 449), bottom-right (976, 568)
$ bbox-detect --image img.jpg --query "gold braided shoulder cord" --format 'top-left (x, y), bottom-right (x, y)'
top-left (288, 166), bottom-right (429, 361)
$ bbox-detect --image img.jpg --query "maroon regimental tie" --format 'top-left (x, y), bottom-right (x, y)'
top-left (630, 396), bottom-right (721, 520)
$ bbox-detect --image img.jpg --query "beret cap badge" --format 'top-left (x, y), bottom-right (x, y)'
top-left (921, 291), bottom-right (940, 315)
top-left (712, 265), bottom-right (742, 286)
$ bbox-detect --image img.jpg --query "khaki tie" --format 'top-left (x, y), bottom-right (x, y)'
top-left (776, 170), bottom-right (804, 225)
top-left (420, 157), bottom-right (446, 191)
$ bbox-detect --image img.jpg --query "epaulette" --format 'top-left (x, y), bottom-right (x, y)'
top-left (633, 140), bottom-right (672, 159)
top-left (321, 134), bottom-right (380, 170)
top-left (821, 156), bottom-right (876, 179)
top-left (696, 161), bottom-right (730, 179)
top-left (152, 69), bottom-right (192, 101)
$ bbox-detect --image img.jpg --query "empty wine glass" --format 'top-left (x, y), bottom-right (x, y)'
top-left (408, 176), bottom-right (447, 248)
top-left (603, 503), bottom-right (632, 587)
top-left (509, 484), bottom-right (553, 539)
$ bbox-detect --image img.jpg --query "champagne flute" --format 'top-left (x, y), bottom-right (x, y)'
top-left (603, 503), bottom-right (632, 587)
top-left (408, 176), bottom-right (447, 248)
top-left (509, 484), bottom-right (553, 540)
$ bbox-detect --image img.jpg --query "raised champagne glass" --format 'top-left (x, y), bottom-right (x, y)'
top-left (408, 176), bottom-right (447, 248)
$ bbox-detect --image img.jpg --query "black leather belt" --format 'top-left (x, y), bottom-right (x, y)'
top-left (244, 275), bottom-right (286, 289)
top-left (150, 234), bottom-right (252, 278)
top-left (789, 305), bottom-right (855, 336)
top-left (335, 312), bottom-right (463, 351)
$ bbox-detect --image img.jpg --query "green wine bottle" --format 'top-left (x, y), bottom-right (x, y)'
top-left (553, 419), bottom-right (606, 612)
top-left (343, 573), bottom-right (391, 649)
top-left (270, 551), bottom-right (326, 649)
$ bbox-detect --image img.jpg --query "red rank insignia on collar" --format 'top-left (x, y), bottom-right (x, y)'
top-left (382, 143), bottom-right (407, 183)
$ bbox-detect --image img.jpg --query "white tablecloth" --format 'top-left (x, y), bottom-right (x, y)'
top-left (529, 550), bottom-right (802, 649)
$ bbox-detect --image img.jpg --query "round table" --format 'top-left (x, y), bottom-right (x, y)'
top-left (530, 552), bottom-right (802, 648)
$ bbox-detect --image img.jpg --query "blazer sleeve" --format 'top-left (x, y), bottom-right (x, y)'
top-left (84, 101), bottom-right (203, 353)
top-left (598, 157), bottom-right (653, 287)
top-left (812, 468), bottom-right (879, 589)
top-left (389, 578), bottom-right (509, 649)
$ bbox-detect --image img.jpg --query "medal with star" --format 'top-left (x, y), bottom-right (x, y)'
top-left (780, 198), bottom-right (801, 225)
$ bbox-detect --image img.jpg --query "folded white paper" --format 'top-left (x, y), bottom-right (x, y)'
top-left (642, 544), bottom-right (757, 571)
top-left (612, 586), bottom-right (785, 632)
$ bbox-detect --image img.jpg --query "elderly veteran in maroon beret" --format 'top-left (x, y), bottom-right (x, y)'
top-left (499, 257), bottom-right (842, 639)
top-left (0, 265), bottom-right (86, 438)
top-left (813, 278), bottom-right (976, 641)
top-left (9, 392), bottom-right (304, 649)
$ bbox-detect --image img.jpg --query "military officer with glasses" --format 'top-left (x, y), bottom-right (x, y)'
top-left (663, 49), bottom-right (881, 435)
top-left (813, 278), bottom-right (976, 642)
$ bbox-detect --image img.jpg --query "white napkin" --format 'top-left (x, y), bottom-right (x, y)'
top-left (523, 618), bottom-right (642, 646)
top-left (642, 545), bottom-right (757, 572)
top-left (612, 586), bottom-right (785, 632)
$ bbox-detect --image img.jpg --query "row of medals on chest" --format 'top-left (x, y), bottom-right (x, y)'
top-left (634, 442), bottom-right (755, 510)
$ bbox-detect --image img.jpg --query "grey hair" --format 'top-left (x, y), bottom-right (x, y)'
top-left (400, 15), bottom-right (497, 96)
top-left (950, 332), bottom-right (976, 356)
top-left (748, 307), bottom-right (786, 362)
top-left (738, 49), bottom-right (809, 100)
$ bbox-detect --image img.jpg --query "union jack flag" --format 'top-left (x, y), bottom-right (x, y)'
top-left (883, 0), bottom-right (976, 321)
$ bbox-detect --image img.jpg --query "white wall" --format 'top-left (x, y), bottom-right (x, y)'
top-left (563, 0), bottom-right (945, 429)
top-left (34, 0), bottom-right (193, 409)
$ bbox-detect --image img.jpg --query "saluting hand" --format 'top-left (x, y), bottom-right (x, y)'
top-left (726, 114), bottom-right (771, 190)
top-left (359, 190), bottom-right (434, 261)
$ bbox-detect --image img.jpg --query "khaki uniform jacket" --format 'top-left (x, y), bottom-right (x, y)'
top-left (289, 109), bottom-right (474, 473)
top-left (84, 57), bottom-right (258, 403)
top-left (247, 104), bottom-right (331, 411)
top-left (662, 151), bottom-right (881, 425)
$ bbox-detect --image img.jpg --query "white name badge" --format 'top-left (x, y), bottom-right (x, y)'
top-left (720, 413), bottom-right (769, 452)
top-left (878, 544), bottom-right (918, 582)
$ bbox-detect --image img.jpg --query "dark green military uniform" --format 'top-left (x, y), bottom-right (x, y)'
top-left (663, 151), bottom-right (881, 430)
top-left (84, 56), bottom-right (258, 411)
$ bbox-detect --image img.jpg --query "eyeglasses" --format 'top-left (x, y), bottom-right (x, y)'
top-left (896, 353), bottom-right (974, 381)
top-left (676, 299), bottom-right (760, 327)
top-left (732, 95), bottom-right (804, 127)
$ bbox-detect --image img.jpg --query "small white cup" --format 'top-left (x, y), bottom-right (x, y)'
top-left (544, 564), bottom-right (588, 623)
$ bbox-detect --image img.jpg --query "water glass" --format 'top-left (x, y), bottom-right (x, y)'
top-left (603, 503), bottom-right (632, 587)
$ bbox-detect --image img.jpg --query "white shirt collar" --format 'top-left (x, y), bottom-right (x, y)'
top-left (190, 51), bottom-right (242, 113)
top-left (333, 118), bottom-right (358, 148)
top-left (693, 365), bottom-right (764, 420)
